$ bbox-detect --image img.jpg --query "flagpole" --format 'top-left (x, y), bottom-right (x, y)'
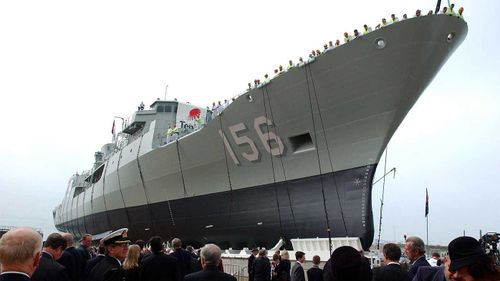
top-left (426, 211), bottom-right (429, 256)
top-left (425, 188), bottom-right (429, 256)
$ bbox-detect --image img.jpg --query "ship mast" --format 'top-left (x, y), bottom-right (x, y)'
top-left (374, 148), bottom-right (396, 249)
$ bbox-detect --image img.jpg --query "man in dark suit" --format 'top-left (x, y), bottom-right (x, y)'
top-left (84, 240), bottom-right (106, 278)
top-left (77, 234), bottom-right (93, 261)
top-left (372, 243), bottom-right (408, 281)
top-left (248, 248), bottom-right (258, 281)
top-left (290, 251), bottom-right (305, 281)
top-left (170, 238), bottom-right (192, 279)
top-left (141, 236), bottom-right (180, 281)
top-left (306, 255), bottom-right (323, 281)
top-left (404, 236), bottom-right (430, 281)
top-left (0, 227), bottom-right (43, 281)
top-left (58, 233), bottom-right (86, 281)
top-left (87, 228), bottom-right (130, 281)
top-left (32, 233), bottom-right (70, 281)
top-left (412, 266), bottom-right (446, 281)
top-left (253, 250), bottom-right (270, 281)
top-left (184, 244), bottom-right (236, 281)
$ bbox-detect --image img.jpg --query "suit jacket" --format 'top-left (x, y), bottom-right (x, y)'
top-left (411, 266), bottom-right (445, 281)
top-left (77, 245), bottom-right (91, 262)
top-left (184, 265), bottom-right (236, 281)
top-left (322, 260), bottom-right (332, 281)
top-left (372, 263), bottom-right (408, 281)
top-left (0, 273), bottom-right (31, 281)
top-left (141, 252), bottom-right (180, 281)
top-left (408, 257), bottom-right (431, 281)
top-left (274, 260), bottom-right (290, 281)
top-left (306, 266), bottom-right (323, 281)
top-left (87, 255), bottom-right (123, 281)
top-left (171, 248), bottom-right (193, 279)
top-left (58, 247), bottom-right (85, 281)
top-left (248, 255), bottom-right (256, 275)
top-left (123, 267), bottom-right (141, 281)
top-left (253, 257), bottom-right (271, 281)
top-left (85, 255), bottom-right (106, 279)
top-left (32, 252), bottom-right (70, 281)
top-left (290, 262), bottom-right (305, 281)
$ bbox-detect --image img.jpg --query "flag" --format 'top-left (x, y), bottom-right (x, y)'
top-left (425, 188), bottom-right (429, 217)
top-left (111, 120), bottom-right (116, 135)
top-left (435, 0), bottom-right (442, 14)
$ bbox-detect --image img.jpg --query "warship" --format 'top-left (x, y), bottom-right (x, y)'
top-left (54, 14), bottom-right (467, 250)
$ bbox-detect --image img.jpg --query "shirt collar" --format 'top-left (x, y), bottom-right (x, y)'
top-left (109, 255), bottom-right (122, 266)
top-left (42, 250), bottom-right (54, 259)
top-left (387, 261), bottom-right (400, 266)
top-left (1, 272), bottom-right (30, 278)
top-left (412, 256), bottom-right (426, 265)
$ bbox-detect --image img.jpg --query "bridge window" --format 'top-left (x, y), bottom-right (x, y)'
top-left (157, 105), bottom-right (164, 112)
top-left (73, 186), bottom-right (84, 197)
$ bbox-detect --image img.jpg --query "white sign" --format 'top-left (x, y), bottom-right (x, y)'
top-left (175, 103), bottom-right (207, 131)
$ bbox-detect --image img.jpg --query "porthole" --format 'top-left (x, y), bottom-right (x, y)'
top-left (375, 38), bottom-right (386, 49)
top-left (447, 32), bottom-right (456, 43)
top-left (246, 94), bottom-right (253, 102)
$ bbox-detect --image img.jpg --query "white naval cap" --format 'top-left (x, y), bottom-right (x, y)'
top-left (102, 228), bottom-right (131, 246)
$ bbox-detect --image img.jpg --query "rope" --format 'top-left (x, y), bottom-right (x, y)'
top-left (175, 140), bottom-right (188, 197)
top-left (217, 114), bottom-right (235, 225)
top-left (167, 200), bottom-right (175, 226)
top-left (81, 183), bottom-right (88, 234)
top-left (305, 65), bottom-right (348, 236)
top-left (376, 148), bottom-right (388, 250)
top-left (263, 86), bottom-right (299, 238)
top-left (303, 65), bottom-right (334, 254)
top-left (136, 134), bottom-right (158, 234)
top-left (260, 87), bottom-right (284, 238)
top-left (115, 149), bottom-right (133, 230)
top-left (100, 165), bottom-right (113, 233)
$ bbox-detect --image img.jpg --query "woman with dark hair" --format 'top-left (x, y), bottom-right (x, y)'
top-left (448, 236), bottom-right (500, 281)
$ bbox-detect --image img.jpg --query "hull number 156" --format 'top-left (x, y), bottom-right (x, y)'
top-left (219, 116), bottom-right (285, 165)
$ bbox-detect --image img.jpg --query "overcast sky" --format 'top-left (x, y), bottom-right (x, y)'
top-left (0, 0), bottom-right (498, 247)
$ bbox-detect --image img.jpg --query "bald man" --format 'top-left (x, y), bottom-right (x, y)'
top-left (0, 227), bottom-right (43, 281)
top-left (184, 244), bottom-right (236, 281)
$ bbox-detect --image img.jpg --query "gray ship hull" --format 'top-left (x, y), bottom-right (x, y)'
top-left (54, 15), bottom-right (467, 250)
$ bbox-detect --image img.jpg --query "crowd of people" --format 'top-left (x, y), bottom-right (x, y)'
top-left (0, 228), bottom-right (234, 281)
top-left (200, 4), bottom-right (466, 127)
top-left (242, 4), bottom-right (465, 92)
top-left (246, 235), bottom-right (499, 281)
top-left (1, 230), bottom-right (498, 281)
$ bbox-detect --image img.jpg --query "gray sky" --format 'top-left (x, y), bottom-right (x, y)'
top-left (0, 0), bottom-right (498, 246)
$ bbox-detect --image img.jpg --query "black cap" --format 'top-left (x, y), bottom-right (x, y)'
top-left (331, 246), bottom-right (372, 281)
top-left (448, 236), bottom-right (487, 271)
top-left (331, 246), bottom-right (361, 272)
